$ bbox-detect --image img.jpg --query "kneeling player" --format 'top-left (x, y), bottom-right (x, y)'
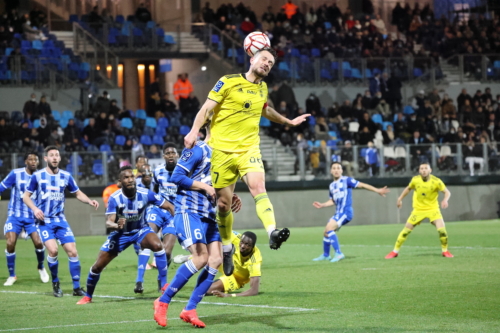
top-left (206, 231), bottom-right (261, 297)
top-left (312, 162), bottom-right (390, 262)
top-left (385, 162), bottom-right (453, 258)
top-left (77, 166), bottom-right (174, 304)
top-left (154, 131), bottom-right (241, 328)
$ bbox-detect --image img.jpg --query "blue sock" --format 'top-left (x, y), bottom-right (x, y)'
top-left (159, 259), bottom-right (198, 303)
top-left (5, 250), bottom-right (16, 277)
top-left (154, 249), bottom-right (168, 288)
top-left (133, 242), bottom-right (141, 255)
top-left (69, 256), bottom-right (81, 289)
top-left (136, 249), bottom-right (151, 283)
top-left (327, 230), bottom-right (342, 255)
top-left (186, 266), bottom-right (217, 310)
top-left (85, 268), bottom-right (101, 298)
top-left (47, 255), bottom-right (59, 282)
top-left (35, 248), bottom-right (45, 269)
top-left (323, 237), bottom-right (331, 257)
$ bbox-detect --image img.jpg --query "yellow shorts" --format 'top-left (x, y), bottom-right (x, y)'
top-left (219, 274), bottom-right (246, 292)
top-left (210, 146), bottom-right (264, 188)
top-left (407, 209), bottom-right (443, 226)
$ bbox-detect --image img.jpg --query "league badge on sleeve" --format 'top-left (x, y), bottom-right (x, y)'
top-left (181, 151), bottom-right (193, 162)
top-left (212, 80), bottom-right (225, 93)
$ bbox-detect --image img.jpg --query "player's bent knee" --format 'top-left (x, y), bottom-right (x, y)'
top-left (150, 242), bottom-right (163, 252)
top-left (217, 200), bottom-right (231, 212)
top-left (208, 255), bottom-right (222, 269)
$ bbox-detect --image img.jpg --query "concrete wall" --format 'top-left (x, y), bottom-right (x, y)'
top-left (1, 184), bottom-right (497, 239)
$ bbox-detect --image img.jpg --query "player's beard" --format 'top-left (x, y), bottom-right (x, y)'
top-left (252, 67), bottom-right (267, 79)
top-left (166, 161), bottom-right (176, 171)
top-left (122, 183), bottom-right (136, 198)
top-left (47, 161), bottom-right (59, 172)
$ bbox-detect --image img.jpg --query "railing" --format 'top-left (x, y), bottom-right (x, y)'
top-left (73, 22), bottom-right (119, 87)
top-left (1, 142), bottom-right (498, 187)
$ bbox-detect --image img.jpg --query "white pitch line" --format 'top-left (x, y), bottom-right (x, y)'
top-left (0, 290), bottom-right (317, 312)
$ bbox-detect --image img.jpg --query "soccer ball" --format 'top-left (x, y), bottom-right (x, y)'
top-left (243, 31), bottom-right (271, 57)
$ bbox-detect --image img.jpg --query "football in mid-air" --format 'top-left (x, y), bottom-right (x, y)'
top-left (243, 31), bottom-right (271, 57)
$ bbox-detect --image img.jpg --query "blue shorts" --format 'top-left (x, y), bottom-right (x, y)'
top-left (38, 220), bottom-right (76, 245)
top-left (4, 216), bottom-right (39, 236)
top-left (174, 212), bottom-right (221, 249)
top-left (146, 206), bottom-right (175, 236)
top-left (100, 227), bottom-right (155, 254)
top-left (331, 209), bottom-right (353, 229)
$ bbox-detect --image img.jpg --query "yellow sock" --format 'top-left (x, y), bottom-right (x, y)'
top-left (216, 210), bottom-right (233, 246)
top-left (394, 227), bottom-right (412, 252)
top-left (254, 193), bottom-right (276, 235)
top-left (437, 227), bottom-right (448, 252)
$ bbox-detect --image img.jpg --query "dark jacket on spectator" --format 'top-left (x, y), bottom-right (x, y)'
top-left (23, 100), bottom-right (38, 120)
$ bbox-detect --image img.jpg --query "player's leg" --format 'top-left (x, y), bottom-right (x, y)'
top-left (313, 219), bottom-right (340, 261)
top-left (385, 212), bottom-right (420, 258)
top-left (39, 224), bottom-right (64, 296)
top-left (141, 231), bottom-right (167, 290)
top-left (27, 224), bottom-right (49, 283)
top-left (216, 184), bottom-right (236, 276)
top-left (181, 225), bottom-right (222, 328)
top-left (158, 232), bottom-right (176, 289)
top-left (242, 170), bottom-right (290, 250)
top-left (57, 222), bottom-right (84, 295)
top-left (431, 216), bottom-right (453, 257)
top-left (4, 220), bottom-right (19, 285)
top-left (326, 217), bottom-right (346, 262)
top-left (205, 279), bottom-right (225, 295)
top-left (77, 250), bottom-right (118, 304)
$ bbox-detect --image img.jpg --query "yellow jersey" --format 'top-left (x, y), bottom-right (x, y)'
top-left (207, 74), bottom-right (268, 153)
top-left (221, 232), bottom-right (262, 284)
top-left (408, 175), bottom-right (446, 211)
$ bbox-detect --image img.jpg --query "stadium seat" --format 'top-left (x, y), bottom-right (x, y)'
top-left (121, 117), bottom-right (133, 129)
top-left (62, 110), bottom-right (73, 120)
top-left (351, 68), bottom-right (362, 79)
top-left (52, 110), bottom-right (61, 121)
top-left (92, 162), bottom-right (103, 176)
top-left (60, 118), bottom-right (69, 129)
top-left (164, 35), bottom-right (176, 44)
top-left (115, 135), bottom-right (126, 146)
top-left (10, 110), bottom-right (23, 123)
top-left (140, 135), bottom-right (152, 146)
top-left (278, 61), bottom-right (290, 72)
top-left (320, 68), bottom-right (333, 80)
top-left (311, 48), bottom-right (321, 57)
top-left (153, 135), bottom-right (165, 146)
top-left (211, 34), bottom-right (220, 44)
top-left (383, 121), bottom-right (393, 130)
top-left (145, 117), bottom-right (157, 128)
top-left (179, 125), bottom-right (190, 136)
top-left (33, 119), bottom-right (40, 128)
top-left (69, 14), bottom-right (79, 23)
top-left (371, 114), bottom-right (383, 125)
top-left (290, 48), bottom-right (301, 57)
top-left (259, 117), bottom-right (271, 127)
top-left (100, 144), bottom-right (112, 153)
top-left (403, 105), bottom-right (414, 115)
top-left (115, 15), bottom-right (125, 24)
top-left (413, 68), bottom-right (423, 77)
top-left (135, 109), bottom-right (147, 119)
top-left (157, 117), bottom-right (169, 128)
top-left (327, 140), bottom-right (337, 148)
top-left (324, 22), bottom-right (332, 30)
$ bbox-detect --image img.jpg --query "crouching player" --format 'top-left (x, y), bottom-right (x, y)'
top-left (154, 129), bottom-right (242, 328)
top-left (206, 231), bottom-right (262, 297)
top-left (77, 166), bottom-right (174, 304)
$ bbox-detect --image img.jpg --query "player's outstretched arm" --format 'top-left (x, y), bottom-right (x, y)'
top-left (159, 200), bottom-right (175, 216)
top-left (357, 182), bottom-right (390, 197)
top-left (75, 190), bottom-right (99, 210)
top-left (396, 186), bottom-right (412, 208)
top-left (106, 213), bottom-right (125, 230)
top-left (313, 199), bottom-right (334, 209)
top-left (262, 105), bottom-right (310, 127)
top-left (441, 187), bottom-right (451, 209)
top-left (213, 276), bottom-right (261, 298)
top-left (184, 98), bottom-right (218, 148)
top-left (22, 191), bottom-right (44, 220)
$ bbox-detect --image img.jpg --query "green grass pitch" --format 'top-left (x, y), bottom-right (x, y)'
top-left (0, 220), bottom-right (499, 332)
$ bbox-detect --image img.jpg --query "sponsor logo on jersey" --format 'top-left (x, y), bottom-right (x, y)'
top-left (247, 90), bottom-right (256, 95)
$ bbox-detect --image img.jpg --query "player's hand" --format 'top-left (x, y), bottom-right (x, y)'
top-left (117, 218), bottom-right (126, 229)
top-left (184, 131), bottom-right (197, 149)
top-left (288, 114), bottom-right (311, 127)
top-left (313, 201), bottom-right (323, 209)
top-left (377, 186), bottom-right (390, 197)
top-left (441, 200), bottom-right (449, 209)
top-left (212, 290), bottom-right (229, 298)
top-left (34, 208), bottom-right (44, 220)
top-left (89, 200), bottom-right (99, 210)
top-left (204, 185), bottom-right (216, 201)
top-left (231, 194), bottom-right (242, 213)
top-left (396, 199), bottom-right (403, 209)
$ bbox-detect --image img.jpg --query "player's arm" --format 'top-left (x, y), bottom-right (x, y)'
top-left (105, 213), bottom-right (125, 230)
top-left (213, 276), bottom-right (261, 297)
top-left (184, 98), bottom-right (218, 148)
top-left (262, 105), bottom-right (310, 127)
top-left (23, 175), bottom-right (44, 220)
top-left (159, 200), bottom-right (175, 216)
top-left (397, 186), bottom-right (412, 208)
top-left (313, 199), bottom-right (334, 209)
top-left (74, 190), bottom-right (99, 210)
top-left (0, 171), bottom-right (15, 195)
top-left (357, 182), bottom-right (390, 197)
top-left (441, 187), bottom-right (451, 209)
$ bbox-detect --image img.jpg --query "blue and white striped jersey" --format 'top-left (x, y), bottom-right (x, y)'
top-left (106, 187), bottom-right (165, 234)
top-left (153, 164), bottom-right (177, 204)
top-left (25, 168), bottom-right (79, 223)
top-left (171, 141), bottom-right (215, 221)
top-left (329, 176), bottom-right (359, 214)
top-left (0, 168), bottom-right (37, 219)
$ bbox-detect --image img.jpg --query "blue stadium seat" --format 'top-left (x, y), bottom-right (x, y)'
top-left (290, 48), bottom-right (301, 57)
top-left (413, 68), bottom-right (423, 77)
top-left (100, 144), bottom-right (112, 152)
top-left (115, 135), bottom-right (126, 146)
top-left (403, 105), bottom-right (415, 115)
top-left (155, 126), bottom-right (167, 137)
top-left (327, 140), bottom-right (337, 148)
top-left (371, 114), bottom-right (383, 124)
top-left (146, 21), bottom-right (155, 29)
top-left (121, 117), bottom-right (133, 129)
top-left (145, 117), bottom-right (157, 128)
top-left (69, 14), bottom-right (79, 23)
top-left (32, 40), bottom-right (43, 50)
top-left (383, 121), bottom-right (393, 130)
top-left (351, 68), bottom-right (362, 79)
top-left (152, 135), bottom-right (164, 146)
top-left (62, 110), bottom-right (73, 120)
top-left (311, 48), bottom-right (321, 57)
top-left (259, 117), bottom-right (271, 127)
top-left (33, 119), bottom-right (40, 128)
top-left (92, 162), bottom-right (103, 176)
top-left (157, 117), bottom-right (169, 128)
top-left (320, 68), bottom-right (332, 80)
top-left (80, 62), bottom-right (91, 71)
top-left (140, 135), bottom-right (152, 146)
top-left (164, 35), bottom-right (176, 44)
top-left (211, 34), bottom-right (220, 44)
top-left (52, 110), bottom-right (61, 121)
top-left (135, 109), bottom-right (147, 119)
top-left (360, 148), bottom-right (368, 158)
top-left (278, 61), bottom-right (290, 72)
top-left (179, 125), bottom-right (190, 136)
top-left (365, 68), bottom-right (373, 78)
top-left (342, 62), bottom-right (351, 70)
top-left (60, 118), bottom-right (69, 129)
top-left (115, 15), bottom-right (125, 24)
top-left (324, 21), bottom-right (332, 30)
top-left (494, 60), bottom-right (500, 68)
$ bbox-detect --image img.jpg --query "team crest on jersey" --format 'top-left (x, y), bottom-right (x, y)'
top-left (212, 80), bottom-right (225, 92)
top-left (137, 202), bottom-right (143, 209)
top-left (59, 180), bottom-right (65, 187)
top-left (243, 100), bottom-right (252, 109)
top-left (154, 194), bottom-right (162, 201)
top-left (181, 151), bottom-right (193, 162)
